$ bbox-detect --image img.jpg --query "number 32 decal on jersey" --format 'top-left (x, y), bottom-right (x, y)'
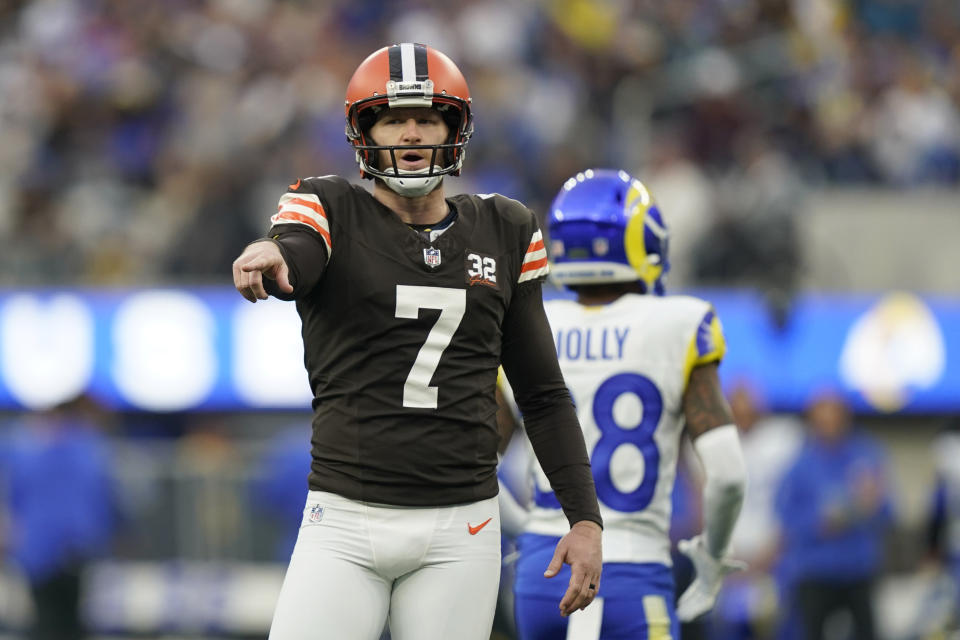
top-left (536, 372), bottom-right (663, 513)
top-left (395, 285), bottom-right (466, 409)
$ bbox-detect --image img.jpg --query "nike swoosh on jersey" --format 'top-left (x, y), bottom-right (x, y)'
top-left (467, 517), bottom-right (493, 535)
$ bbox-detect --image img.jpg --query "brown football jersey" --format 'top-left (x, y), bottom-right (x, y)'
top-left (268, 176), bottom-right (551, 506)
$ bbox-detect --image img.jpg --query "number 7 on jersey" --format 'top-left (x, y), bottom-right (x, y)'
top-left (395, 285), bottom-right (466, 409)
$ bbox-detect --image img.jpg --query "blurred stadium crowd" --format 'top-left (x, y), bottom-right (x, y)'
top-left (0, 0), bottom-right (958, 288)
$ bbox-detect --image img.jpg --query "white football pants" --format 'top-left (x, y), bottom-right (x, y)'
top-left (268, 490), bottom-right (501, 640)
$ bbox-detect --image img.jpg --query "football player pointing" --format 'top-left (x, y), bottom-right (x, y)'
top-left (231, 44), bottom-right (602, 640)
top-left (509, 170), bottom-right (747, 639)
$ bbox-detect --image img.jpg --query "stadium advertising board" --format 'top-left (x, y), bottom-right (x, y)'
top-left (0, 288), bottom-right (955, 414)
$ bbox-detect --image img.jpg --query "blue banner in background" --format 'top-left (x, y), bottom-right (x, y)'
top-left (0, 287), bottom-right (956, 414)
top-left (700, 290), bottom-right (959, 414)
top-left (0, 287), bottom-right (313, 413)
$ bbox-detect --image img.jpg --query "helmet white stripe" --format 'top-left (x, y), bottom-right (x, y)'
top-left (400, 43), bottom-right (416, 82)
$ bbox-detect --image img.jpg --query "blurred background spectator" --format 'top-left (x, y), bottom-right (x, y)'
top-left (249, 423), bottom-right (311, 562)
top-left (925, 418), bottom-right (960, 632)
top-left (775, 390), bottom-right (894, 640)
top-left (0, 395), bottom-right (119, 640)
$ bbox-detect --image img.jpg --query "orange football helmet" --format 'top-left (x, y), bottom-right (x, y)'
top-left (345, 43), bottom-right (474, 185)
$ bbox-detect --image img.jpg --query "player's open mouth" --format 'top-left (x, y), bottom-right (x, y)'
top-left (397, 153), bottom-right (428, 171)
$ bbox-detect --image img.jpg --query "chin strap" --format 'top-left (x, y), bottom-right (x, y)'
top-left (382, 166), bottom-right (445, 197)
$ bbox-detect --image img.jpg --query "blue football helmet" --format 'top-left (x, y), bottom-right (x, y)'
top-left (548, 169), bottom-right (670, 295)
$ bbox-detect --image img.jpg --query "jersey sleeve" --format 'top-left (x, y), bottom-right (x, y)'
top-left (268, 180), bottom-right (332, 259)
top-left (516, 212), bottom-right (549, 286)
top-left (261, 178), bottom-right (336, 299)
top-left (682, 307), bottom-right (727, 387)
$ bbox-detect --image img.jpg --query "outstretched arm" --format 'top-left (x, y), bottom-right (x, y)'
top-left (233, 224), bottom-right (329, 302)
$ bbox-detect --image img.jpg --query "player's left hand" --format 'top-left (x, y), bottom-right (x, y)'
top-left (544, 519), bottom-right (602, 617)
top-left (676, 534), bottom-right (747, 621)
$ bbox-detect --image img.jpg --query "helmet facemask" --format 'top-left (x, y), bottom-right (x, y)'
top-left (347, 102), bottom-right (470, 197)
top-left (347, 102), bottom-right (472, 197)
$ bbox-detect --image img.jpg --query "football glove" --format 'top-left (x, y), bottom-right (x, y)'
top-left (676, 534), bottom-right (747, 622)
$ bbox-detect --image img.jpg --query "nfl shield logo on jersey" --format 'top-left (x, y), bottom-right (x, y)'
top-left (308, 504), bottom-right (324, 523)
top-left (423, 248), bottom-right (442, 268)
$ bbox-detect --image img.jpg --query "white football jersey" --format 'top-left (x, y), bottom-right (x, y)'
top-left (519, 292), bottom-right (726, 566)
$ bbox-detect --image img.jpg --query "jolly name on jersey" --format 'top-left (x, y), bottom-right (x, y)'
top-left (554, 325), bottom-right (631, 361)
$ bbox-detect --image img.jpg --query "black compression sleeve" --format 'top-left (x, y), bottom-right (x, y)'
top-left (501, 283), bottom-right (602, 529)
top-left (260, 227), bottom-right (328, 300)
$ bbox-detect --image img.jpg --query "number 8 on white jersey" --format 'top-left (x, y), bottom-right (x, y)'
top-left (520, 293), bottom-right (726, 567)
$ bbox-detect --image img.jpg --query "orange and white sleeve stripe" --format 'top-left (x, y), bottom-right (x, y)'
top-left (518, 229), bottom-right (549, 283)
top-left (270, 192), bottom-right (332, 260)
